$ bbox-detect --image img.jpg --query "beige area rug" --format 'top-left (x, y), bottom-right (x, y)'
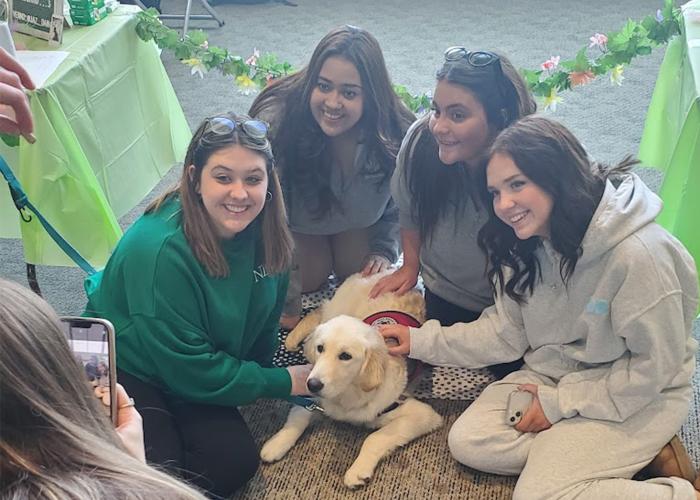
top-left (235, 398), bottom-right (517, 500)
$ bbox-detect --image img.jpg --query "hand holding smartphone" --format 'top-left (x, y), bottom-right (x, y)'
top-left (59, 317), bottom-right (117, 424)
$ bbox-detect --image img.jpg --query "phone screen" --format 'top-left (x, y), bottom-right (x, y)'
top-left (59, 317), bottom-right (117, 424)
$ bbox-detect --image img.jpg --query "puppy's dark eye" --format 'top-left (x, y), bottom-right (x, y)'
top-left (338, 352), bottom-right (352, 361)
top-left (317, 345), bottom-right (324, 353)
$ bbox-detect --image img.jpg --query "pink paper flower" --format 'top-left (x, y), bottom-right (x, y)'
top-left (245, 48), bottom-right (260, 67)
top-left (569, 70), bottom-right (595, 87)
top-left (541, 56), bottom-right (561, 71)
top-left (588, 33), bottom-right (608, 49)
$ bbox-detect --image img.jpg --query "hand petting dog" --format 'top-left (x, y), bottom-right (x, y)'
top-left (378, 324), bottom-right (411, 356)
top-left (361, 254), bottom-right (391, 276)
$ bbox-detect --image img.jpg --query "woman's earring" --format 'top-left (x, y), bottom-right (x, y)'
top-left (266, 191), bottom-right (272, 201)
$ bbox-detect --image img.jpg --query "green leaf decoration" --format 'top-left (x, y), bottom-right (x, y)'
top-left (129, 3), bottom-right (683, 114)
top-left (187, 29), bottom-right (207, 46)
top-left (573, 47), bottom-right (591, 72)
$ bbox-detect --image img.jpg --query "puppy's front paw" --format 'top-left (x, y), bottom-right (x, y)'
top-left (284, 337), bottom-right (301, 352)
top-left (260, 431), bottom-right (296, 463)
top-left (343, 462), bottom-right (374, 489)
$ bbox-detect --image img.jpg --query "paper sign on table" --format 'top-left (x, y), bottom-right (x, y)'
top-left (16, 49), bottom-right (69, 87)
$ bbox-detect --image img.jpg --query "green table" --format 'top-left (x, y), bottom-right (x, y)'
top-left (638, 0), bottom-right (700, 292)
top-left (0, 5), bottom-right (191, 268)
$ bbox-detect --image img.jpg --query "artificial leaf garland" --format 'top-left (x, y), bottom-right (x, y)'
top-left (134, 0), bottom-right (681, 113)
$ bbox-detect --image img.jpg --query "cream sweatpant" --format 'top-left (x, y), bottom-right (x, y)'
top-left (448, 369), bottom-right (696, 500)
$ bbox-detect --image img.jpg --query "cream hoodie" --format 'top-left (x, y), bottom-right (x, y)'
top-left (410, 173), bottom-right (698, 424)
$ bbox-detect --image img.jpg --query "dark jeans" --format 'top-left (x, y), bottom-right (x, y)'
top-left (118, 369), bottom-right (258, 499)
top-left (424, 287), bottom-right (523, 380)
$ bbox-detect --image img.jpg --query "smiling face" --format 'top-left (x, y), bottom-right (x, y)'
top-left (191, 144), bottom-right (269, 240)
top-left (428, 80), bottom-right (493, 166)
top-left (309, 56), bottom-right (364, 139)
top-left (487, 152), bottom-right (554, 240)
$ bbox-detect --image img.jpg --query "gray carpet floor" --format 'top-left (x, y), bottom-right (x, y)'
top-left (1, 0), bottom-right (698, 498)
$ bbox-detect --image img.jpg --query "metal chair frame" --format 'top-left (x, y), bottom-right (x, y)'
top-left (135, 0), bottom-right (224, 36)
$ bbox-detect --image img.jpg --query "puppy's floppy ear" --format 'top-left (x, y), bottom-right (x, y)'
top-left (285, 310), bottom-right (322, 352)
top-left (302, 328), bottom-right (320, 364)
top-left (359, 347), bottom-right (386, 392)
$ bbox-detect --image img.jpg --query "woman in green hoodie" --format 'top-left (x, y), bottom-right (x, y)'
top-left (85, 112), bottom-right (312, 499)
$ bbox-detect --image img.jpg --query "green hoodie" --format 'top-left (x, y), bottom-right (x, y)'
top-left (85, 197), bottom-right (291, 406)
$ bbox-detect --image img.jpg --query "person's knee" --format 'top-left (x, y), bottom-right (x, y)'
top-left (447, 422), bottom-right (488, 470)
top-left (230, 440), bottom-right (260, 485)
top-left (332, 249), bottom-right (367, 280)
top-left (189, 442), bottom-right (259, 498)
top-left (330, 229), bottom-right (370, 279)
top-left (294, 233), bottom-right (333, 291)
top-left (448, 419), bottom-right (524, 475)
top-left (216, 447), bottom-right (259, 496)
top-left (302, 267), bottom-right (331, 292)
top-left (512, 472), bottom-right (571, 500)
top-left (185, 423), bottom-right (260, 498)
top-left (299, 254), bottom-right (332, 291)
top-left (512, 473), bottom-right (541, 500)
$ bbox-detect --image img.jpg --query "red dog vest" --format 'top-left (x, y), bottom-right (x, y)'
top-left (363, 310), bottom-right (421, 328)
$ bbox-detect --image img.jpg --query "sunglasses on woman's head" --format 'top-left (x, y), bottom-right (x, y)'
top-left (203, 117), bottom-right (269, 141)
top-left (443, 47), bottom-right (500, 68)
top-left (443, 47), bottom-right (512, 115)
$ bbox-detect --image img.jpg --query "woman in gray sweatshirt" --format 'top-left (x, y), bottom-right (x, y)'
top-left (249, 26), bottom-right (415, 329)
top-left (381, 116), bottom-right (699, 499)
top-left (371, 47), bottom-right (536, 381)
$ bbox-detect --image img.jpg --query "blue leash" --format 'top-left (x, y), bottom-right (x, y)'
top-left (3, 154), bottom-right (327, 410)
top-left (287, 395), bottom-right (324, 413)
top-left (0, 155), bottom-right (97, 275)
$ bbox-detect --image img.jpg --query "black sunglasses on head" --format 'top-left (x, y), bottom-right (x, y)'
top-left (443, 47), bottom-right (513, 119)
top-left (443, 47), bottom-right (501, 68)
top-left (202, 116), bottom-right (269, 141)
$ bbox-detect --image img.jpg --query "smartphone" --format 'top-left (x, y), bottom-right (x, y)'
top-left (59, 316), bottom-right (118, 424)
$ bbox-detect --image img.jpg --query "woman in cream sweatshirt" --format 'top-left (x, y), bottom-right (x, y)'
top-left (381, 116), bottom-right (699, 499)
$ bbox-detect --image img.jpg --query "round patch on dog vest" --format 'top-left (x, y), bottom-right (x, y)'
top-left (363, 311), bottom-right (421, 328)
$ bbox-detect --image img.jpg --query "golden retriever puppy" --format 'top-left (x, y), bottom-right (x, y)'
top-left (260, 272), bottom-right (442, 488)
top-left (284, 271), bottom-right (426, 350)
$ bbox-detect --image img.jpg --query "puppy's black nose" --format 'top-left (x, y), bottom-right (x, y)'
top-left (307, 377), bottom-right (324, 393)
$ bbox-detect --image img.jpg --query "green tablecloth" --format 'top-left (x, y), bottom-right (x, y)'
top-left (0, 5), bottom-right (191, 267)
top-left (638, 0), bottom-right (700, 292)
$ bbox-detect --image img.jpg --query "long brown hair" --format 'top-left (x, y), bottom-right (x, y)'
top-left (0, 279), bottom-right (205, 499)
top-left (249, 25), bottom-right (415, 217)
top-left (148, 112), bottom-right (293, 278)
top-left (478, 116), bottom-right (637, 303)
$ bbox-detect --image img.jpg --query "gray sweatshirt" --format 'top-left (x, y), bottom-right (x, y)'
top-left (410, 173), bottom-right (698, 425)
top-left (392, 116), bottom-right (493, 312)
top-left (254, 99), bottom-right (400, 263)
